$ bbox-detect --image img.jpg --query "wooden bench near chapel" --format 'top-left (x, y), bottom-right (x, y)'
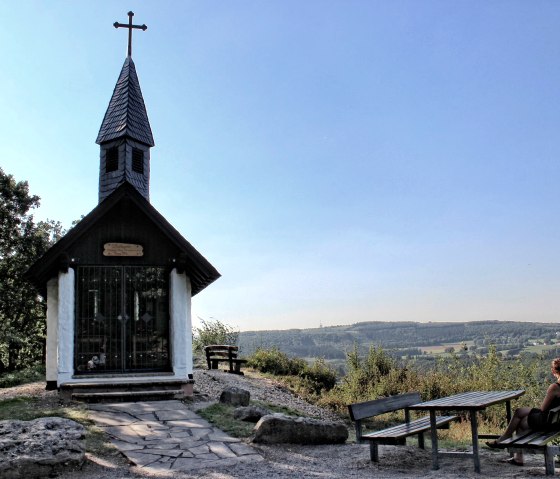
top-left (204, 345), bottom-right (248, 375)
top-left (348, 392), bottom-right (458, 462)
top-left (491, 404), bottom-right (560, 476)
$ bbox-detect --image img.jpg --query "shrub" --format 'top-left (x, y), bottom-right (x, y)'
top-left (192, 318), bottom-right (239, 353)
top-left (299, 358), bottom-right (338, 393)
top-left (247, 348), bottom-right (338, 396)
top-left (0, 363), bottom-right (45, 389)
top-left (247, 347), bottom-right (306, 376)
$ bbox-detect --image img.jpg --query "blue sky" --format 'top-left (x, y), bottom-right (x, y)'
top-left (2, 1), bottom-right (560, 331)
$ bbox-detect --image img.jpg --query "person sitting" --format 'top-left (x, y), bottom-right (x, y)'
top-left (486, 357), bottom-right (560, 466)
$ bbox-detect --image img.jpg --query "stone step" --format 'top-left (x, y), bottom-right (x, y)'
top-left (71, 389), bottom-right (184, 403)
top-left (61, 380), bottom-right (189, 393)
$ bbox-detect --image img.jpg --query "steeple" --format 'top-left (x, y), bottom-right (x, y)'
top-left (96, 12), bottom-right (154, 203)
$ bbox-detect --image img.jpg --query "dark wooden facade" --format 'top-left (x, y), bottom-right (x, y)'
top-left (26, 182), bottom-right (220, 297)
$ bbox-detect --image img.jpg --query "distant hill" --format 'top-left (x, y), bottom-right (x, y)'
top-left (239, 320), bottom-right (560, 361)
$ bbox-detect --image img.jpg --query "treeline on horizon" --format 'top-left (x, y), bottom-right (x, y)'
top-left (239, 320), bottom-right (560, 362)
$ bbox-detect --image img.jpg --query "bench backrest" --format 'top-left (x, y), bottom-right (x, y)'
top-left (204, 345), bottom-right (239, 356)
top-left (348, 392), bottom-right (422, 422)
top-left (547, 404), bottom-right (560, 428)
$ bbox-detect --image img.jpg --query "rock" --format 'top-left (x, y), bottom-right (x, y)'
top-left (0, 416), bottom-right (85, 479)
top-left (233, 406), bottom-right (271, 422)
top-left (219, 386), bottom-right (250, 407)
top-left (252, 413), bottom-right (348, 444)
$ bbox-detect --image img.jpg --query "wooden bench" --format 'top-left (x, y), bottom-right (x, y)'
top-left (348, 392), bottom-right (458, 462)
top-left (492, 405), bottom-right (560, 475)
top-left (204, 345), bottom-right (248, 375)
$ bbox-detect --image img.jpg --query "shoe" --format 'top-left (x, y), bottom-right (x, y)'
top-left (485, 441), bottom-right (500, 449)
top-left (505, 457), bottom-right (524, 466)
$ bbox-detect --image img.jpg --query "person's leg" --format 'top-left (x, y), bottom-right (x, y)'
top-left (498, 407), bottom-right (532, 441)
top-left (512, 415), bottom-right (530, 464)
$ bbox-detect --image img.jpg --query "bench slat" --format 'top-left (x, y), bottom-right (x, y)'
top-left (348, 392), bottom-right (421, 421)
top-left (204, 345), bottom-right (238, 350)
top-left (362, 415), bottom-right (457, 440)
top-left (527, 431), bottom-right (560, 447)
top-left (498, 429), bottom-right (560, 448)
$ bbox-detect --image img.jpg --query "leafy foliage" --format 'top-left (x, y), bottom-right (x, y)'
top-left (0, 364), bottom-right (45, 388)
top-left (0, 169), bottom-right (62, 372)
top-left (248, 347), bottom-right (307, 376)
top-left (192, 318), bottom-right (239, 353)
top-left (247, 347), bottom-right (337, 395)
top-left (316, 344), bottom-right (549, 435)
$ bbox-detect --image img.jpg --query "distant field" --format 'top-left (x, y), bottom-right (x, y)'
top-left (525, 344), bottom-right (559, 354)
top-left (420, 341), bottom-right (474, 354)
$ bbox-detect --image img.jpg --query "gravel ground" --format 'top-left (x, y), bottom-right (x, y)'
top-left (1, 373), bottom-right (556, 478)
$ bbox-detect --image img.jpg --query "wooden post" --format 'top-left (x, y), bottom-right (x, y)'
top-left (429, 410), bottom-right (439, 470)
top-left (470, 409), bottom-right (481, 473)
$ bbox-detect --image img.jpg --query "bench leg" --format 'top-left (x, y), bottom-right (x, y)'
top-left (354, 421), bottom-right (363, 444)
top-left (369, 441), bottom-right (379, 462)
top-left (418, 431), bottom-right (425, 450)
top-left (545, 447), bottom-right (555, 476)
top-left (429, 410), bottom-right (439, 470)
top-left (469, 409), bottom-right (481, 474)
top-left (211, 359), bottom-right (218, 369)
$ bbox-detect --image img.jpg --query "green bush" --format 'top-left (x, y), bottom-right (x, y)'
top-left (192, 318), bottom-right (239, 353)
top-left (247, 347), bottom-right (307, 376)
top-left (0, 363), bottom-right (45, 389)
top-left (318, 344), bottom-right (551, 434)
top-left (299, 358), bottom-right (338, 393)
top-left (247, 348), bottom-right (338, 396)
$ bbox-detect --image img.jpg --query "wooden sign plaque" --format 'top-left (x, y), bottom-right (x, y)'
top-left (103, 242), bottom-right (144, 257)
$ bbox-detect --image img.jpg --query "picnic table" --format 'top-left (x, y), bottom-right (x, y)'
top-left (409, 389), bottom-right (525, 473)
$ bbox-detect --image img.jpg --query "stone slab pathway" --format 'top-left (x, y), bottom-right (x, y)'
top-left (88, 400), bottom-right (263, 473)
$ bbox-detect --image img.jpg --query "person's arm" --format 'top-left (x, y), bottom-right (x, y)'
top-left (540, 383), bottom-right (559, 411)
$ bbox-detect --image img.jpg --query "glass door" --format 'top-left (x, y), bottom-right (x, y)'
top-left (75, 266), bottom-right (170, 374)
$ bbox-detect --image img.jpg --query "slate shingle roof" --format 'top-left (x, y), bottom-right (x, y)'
top-left (96, 57), bottom-right (155, 147)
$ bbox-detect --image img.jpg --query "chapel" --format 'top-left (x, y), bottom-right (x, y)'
top-left (26, 12), bottom-right (220, 399)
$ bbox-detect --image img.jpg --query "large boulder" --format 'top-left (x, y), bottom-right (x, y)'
top-left (233, 406), bottom-right (271, 422)
top-left (252, 413), bottom-right (348, 444)
top-left (0, 417), bottom-right (86, 479)
top-left (219, 386), bottom-right (250, 406)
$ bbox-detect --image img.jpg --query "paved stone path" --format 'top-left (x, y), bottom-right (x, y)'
top-left (88, 400), bottom-right (263, 473)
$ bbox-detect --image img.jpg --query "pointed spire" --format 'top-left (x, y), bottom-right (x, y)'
top-left (96, 57), bottom-right (155, 147)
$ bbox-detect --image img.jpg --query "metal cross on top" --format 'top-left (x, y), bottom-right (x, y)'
top-left (113, 11), bottom-right (147, 58)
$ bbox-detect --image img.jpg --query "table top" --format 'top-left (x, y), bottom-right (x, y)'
top-left (410, 389), bottom-right (525, 411)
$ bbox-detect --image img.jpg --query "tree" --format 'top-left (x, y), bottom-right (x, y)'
top-left (0, 168), bottom-right (62, 372)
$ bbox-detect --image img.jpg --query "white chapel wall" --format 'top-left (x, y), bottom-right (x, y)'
top-left (57, 268), bottom-right (75, 385)
top-left (46, 277), bottom-right (59, 383)
top-left (169, 269), bottom-right (193, 378)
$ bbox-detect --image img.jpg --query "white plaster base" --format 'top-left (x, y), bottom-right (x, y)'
top-left (57, 269), bottom-right (75, 386)
top-left (45, 278), bottom-right (59, 383)
top-left (169, 269), bottom-right (193, 378)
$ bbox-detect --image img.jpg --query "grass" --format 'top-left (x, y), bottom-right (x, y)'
top-left (197, 399), bottom-right (314, 439)
top-left (0, 396), bottom-right (117, 457)
top-left (0, 364), bottom-right (45, 388)
top-left (525, 344), bottom-right (558, 354)
top-left (198, 403), bottom-right (255, 437)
